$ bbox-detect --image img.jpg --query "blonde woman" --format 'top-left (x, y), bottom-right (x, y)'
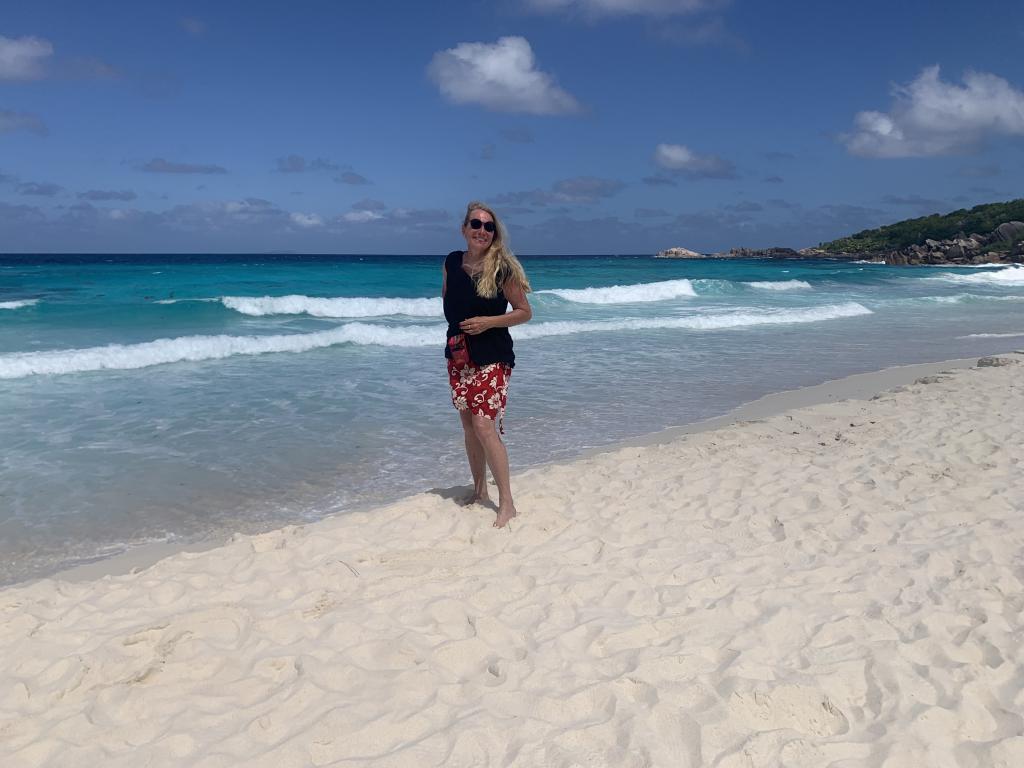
top-left (442, 202), bottom-right (532, 528)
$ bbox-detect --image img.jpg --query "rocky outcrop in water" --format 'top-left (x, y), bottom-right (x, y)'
top-left (655, 247), bottom-right (704, 259)
top-left (882, 222), bottom-right (1024, 265)
top-left (711, 247), bottom-right (801, 259)
top-left (656, 221), bottom-right (1024, 263)
top-left (655, 246), bottom-right (801, 259)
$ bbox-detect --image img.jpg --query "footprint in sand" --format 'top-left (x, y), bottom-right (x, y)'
top-left (729, 684), bottom-right (850, 737)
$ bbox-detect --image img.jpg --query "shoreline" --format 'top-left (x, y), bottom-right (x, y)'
top-left (2, 350), bottom-right (1021, 766)
top-left (32, 351), bottom-right (1008, 588)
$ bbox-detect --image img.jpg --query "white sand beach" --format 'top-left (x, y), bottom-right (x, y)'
top-left (2, 353), bottom-right (1022, 768)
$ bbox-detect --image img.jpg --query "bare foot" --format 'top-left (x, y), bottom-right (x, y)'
top-left (493, 505), bottom-right (518, 529)
top-left (458, 490), bottom-right (490, 507)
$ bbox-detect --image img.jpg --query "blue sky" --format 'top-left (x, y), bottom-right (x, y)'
top-left (2, 0), bottom-right (1022, 254)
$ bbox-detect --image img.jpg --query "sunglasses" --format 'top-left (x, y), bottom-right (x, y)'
top-left (468, 218), bottom-right (496, 233)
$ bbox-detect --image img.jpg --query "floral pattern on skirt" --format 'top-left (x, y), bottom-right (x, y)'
top-left (447, 360), bottom-right (512, 433)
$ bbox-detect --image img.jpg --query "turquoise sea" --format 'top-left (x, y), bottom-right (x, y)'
top-left (2, 253), bottom-right (1023, 585)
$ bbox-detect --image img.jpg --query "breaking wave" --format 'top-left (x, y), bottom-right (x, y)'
top-left (956, 331), bottom-right (1024, 339)
top-left (516, 302), bottom-right (870, 339)
top-left (1, 302), bottom-right (872, 378)
top-left (538, 279), bottom-right (697, 303)
top-left (220, 295), bottom-right (442, 318)
top-left (743, 280), bottom-right (812, 291)
top-left (926, 266), bottom-right (1024, 286)
top-left (0, 324), bottom-right (443, 379)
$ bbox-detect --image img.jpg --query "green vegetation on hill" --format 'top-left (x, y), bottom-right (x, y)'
top-left (818, 199), bottom-right (1024, 254)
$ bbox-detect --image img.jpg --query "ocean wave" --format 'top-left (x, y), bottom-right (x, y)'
top-left (742, 280), bottom-right (812, 291)
top-left (925, 266), bottom-right (1024, 286)
top-left (852, 260), bottom-right (886, 265)
top-left (690, 279), bottom-right (735, 294)
top-left (911, 293), bottom-right (1024, 305)
top-left (0, 302), bottom-right (872, 378)
top-left (220, 294), bottom-right (442, 318)
top-left (956, 331), bottom-right (1024, 339)
top-left (919, 295), bottom-right (969, 304)
top-left (516, 302), bottom-right (871, 339)
top-left (0, 323), bottom-right (445, 379)
top-left (538, 279), bottom-right (697, 304)
top-left (153, 298), bottom-right (218, 305)
top-left (0, 299), bottom-right (39, 310)
top-left (884, 293), bottom-right (1024, 307)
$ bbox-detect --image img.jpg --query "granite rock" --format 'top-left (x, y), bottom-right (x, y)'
top-left (655, 247), bottom-right (704, 259)
top-left (883, 221), bottom-right (1024, 265)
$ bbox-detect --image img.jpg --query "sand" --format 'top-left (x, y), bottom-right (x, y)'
top-left (1, 353), bottom-right (1022, 767)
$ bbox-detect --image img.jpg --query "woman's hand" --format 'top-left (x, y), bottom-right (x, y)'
top-left (459, 316), bottom-right (492, 335)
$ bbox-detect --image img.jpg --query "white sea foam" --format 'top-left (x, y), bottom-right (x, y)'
top-left (743, 280), bottom-right (812, 291)
top-left (0, 299), bottom-right (39, 310)
top-left (852, 260), bottom-right (886, 265)
top-left (154, 298), bottom-right (218, 305)
top-left (956, 331), bottom-right (1024, 339)
top-left (691, 279), bottom-right (735, 294)
top-left (539, 279), bottom-right (697, 304)
top-left (0, 324), bottom-right (445, 379)
top-left (220, 295), bottom-right (442, 318)
top-left (515, 302), bottom-right (870, 339)
top-left (926, 266), bottom-right (1024, 286)
top-left (892, 293), bottom-right (1024, 307)
top-left (0, 302), bottom-right (872, 378)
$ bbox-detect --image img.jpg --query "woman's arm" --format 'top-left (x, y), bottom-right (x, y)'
top-left (441, 263), bottom-right (447, 298)
top-left (459, 278), bottom-right (532, 335)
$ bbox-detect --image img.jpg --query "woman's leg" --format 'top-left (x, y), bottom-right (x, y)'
top-left (459, 409), bottom-right (489, 504)
top-left (470, 413), bottom-right (517, 528)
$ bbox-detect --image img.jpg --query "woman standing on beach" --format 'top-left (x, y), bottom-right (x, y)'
top-left (443, 202), bottom-right (532, 528)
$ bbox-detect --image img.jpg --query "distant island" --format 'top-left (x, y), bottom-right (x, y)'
top-left (657, 199), bottom-right (1024, 265)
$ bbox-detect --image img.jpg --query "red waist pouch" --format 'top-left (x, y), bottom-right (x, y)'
top-left (447, 333), bottom-right (472, 366)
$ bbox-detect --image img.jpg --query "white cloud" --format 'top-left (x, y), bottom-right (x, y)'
top-left (654, 143), bottom-right (736, 179)
top-left (0, 35), bottom-right (53, 80)
top-left (843, 66), bottom-right (1024, 158)
top-left (552, 176), bottom-right (625, 203)
top-left (342, 210), bottom-right (384, 223)
top-left (352, 198), bottom-right (387, 211)
top-left (18, 181), bottom-right (63, 196)
top-left (495, 176), bottom-right (625, 207)
top-left (428, 36), bottom-right (581, 115)
top-left (0, 109), bottom-right (47, 135)
top-left (525, 0), bottom-right (722, 17)
top-left (276, 155), bottom-right (340, 173)
top-left (290, 212), bottom-right (323, 228)
top-left (390, 208), bottom-right (449, 223)
top-left (223, 198), bottom-right (275, 215)
top-left (335, 171), bottom-right (370, 185)
top-left (140, 158), bottom-right (228, 174)
top-left (65, 57), bottom-right (120, 80)
top-left (79, 189), bottom-right (137, 201)
top-left (156, 199), bottom-right (288, 232)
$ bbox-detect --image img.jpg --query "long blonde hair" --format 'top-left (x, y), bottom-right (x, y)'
top-left (463, 201), bottom-right (531, 299)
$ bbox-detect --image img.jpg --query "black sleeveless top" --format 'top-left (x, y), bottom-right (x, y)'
top-left (443, 250), bottom-right (515, 367)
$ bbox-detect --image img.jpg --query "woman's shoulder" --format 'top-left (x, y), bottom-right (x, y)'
top-left (445, 250), bottom-right (464, 264)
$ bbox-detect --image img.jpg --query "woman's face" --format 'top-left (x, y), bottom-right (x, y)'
top-left (463, 209), bottom-right (495, 255)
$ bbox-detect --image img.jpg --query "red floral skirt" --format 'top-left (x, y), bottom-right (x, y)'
top-left (447, 360), bottom-right (512, 433)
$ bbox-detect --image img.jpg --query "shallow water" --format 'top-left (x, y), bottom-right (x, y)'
top-left (2, 254), bottom-right (1022, 584)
